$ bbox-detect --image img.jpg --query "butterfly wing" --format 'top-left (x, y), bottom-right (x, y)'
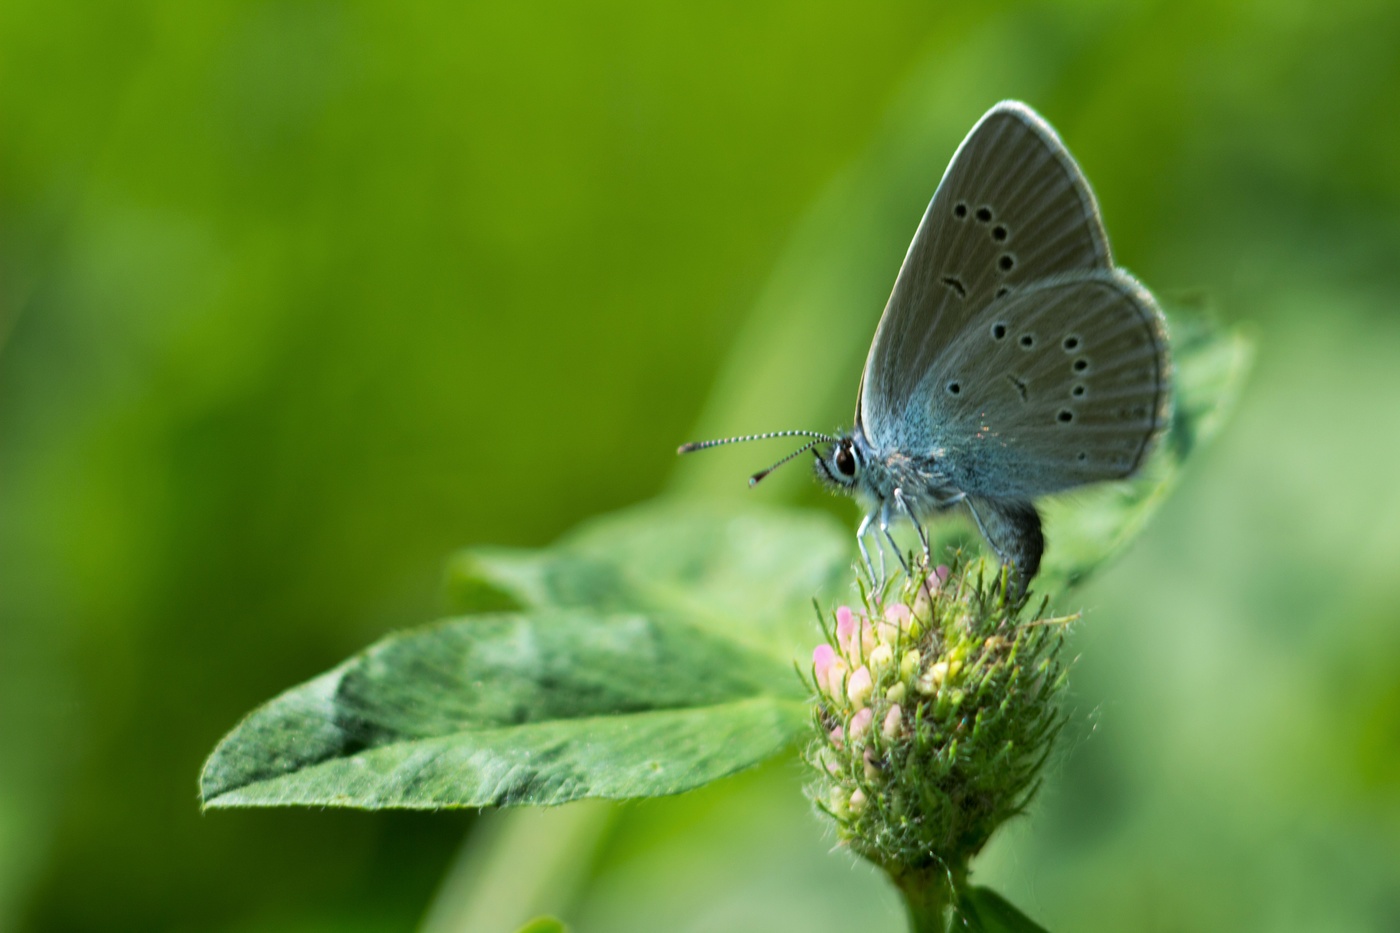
top-left (927, 269), bottom-right (1170, 500)
top-left (859, 101), bottom-right (1113, 447)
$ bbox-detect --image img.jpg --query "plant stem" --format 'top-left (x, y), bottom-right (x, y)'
top-left (895, 865), bottom-right (962, 933)
top-left (419, 802), bottom-right (615, 933)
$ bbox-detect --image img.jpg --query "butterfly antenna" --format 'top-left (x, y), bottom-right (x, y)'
top-left (748, 440), bottom-right (824, 487)
top-left (676, 429), bottom-right (833, 455)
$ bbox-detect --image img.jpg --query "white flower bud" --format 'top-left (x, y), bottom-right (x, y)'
top-left (846, 666), bottom-right (873, 707)
top-left (867, 643), bottom-right (894, 677)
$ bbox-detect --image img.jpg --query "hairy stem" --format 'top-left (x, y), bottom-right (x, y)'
top-left (895, 865), bottom-right (963, 933)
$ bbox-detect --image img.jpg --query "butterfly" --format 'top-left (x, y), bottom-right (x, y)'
top-left (680, 101), bottom-right (1171, 589)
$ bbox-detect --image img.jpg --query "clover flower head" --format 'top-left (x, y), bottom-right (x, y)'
top-left (804, 556), bottom-right (1072, 894)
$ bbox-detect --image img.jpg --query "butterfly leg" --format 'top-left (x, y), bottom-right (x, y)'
top-left (856, 511), bottom-right (880, 588)
top-left (893, 488), bottom-right (931, 567)
top-left (879, 498), bottom-right (912, 577)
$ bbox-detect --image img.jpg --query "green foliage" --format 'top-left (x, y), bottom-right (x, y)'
top-left (202, 503), bottom-right (844, 809)
top-left (515, 919), bottom-right (568, 933)
top-left (952, 886), bottom-right (1051, 933)
top-left (445, 500), bottom-right (852, 656)
top-left (201, 610), bottom-right (807, 808)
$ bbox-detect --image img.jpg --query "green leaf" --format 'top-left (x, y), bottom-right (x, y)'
top-left (952, 885), bottom-right (1052, 933)
top-left (201, 609), bottom-right (807, 809)
top-left (514, 919), bottom-right (567, 933)
top-left (1034, 308), bottom-right (1253, 595)
top-left (446, 500), bottom-right (851, 655)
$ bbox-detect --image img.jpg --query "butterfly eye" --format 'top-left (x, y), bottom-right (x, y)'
top-left (835, 445), bottom-right (857, 477)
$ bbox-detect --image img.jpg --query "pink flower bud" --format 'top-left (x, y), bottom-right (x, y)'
top-left (813, 643), bottom-right (836, 689)
top-left (861, 619), bottom-right (878, 657)
top-left (836, 606), bottom-right (857, 654)
top-left (882, 704), bottom-right (903, 739)
top-left (879, 602), bottom-right (913, 643)
top-left (849, 706), bottom-right (874, 743)
top-left (829, 725), bottom-right (844, 749)
top-left (913, 564), bottom-right (952, 613)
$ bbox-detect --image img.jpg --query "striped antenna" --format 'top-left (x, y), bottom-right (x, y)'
top-left (748, 439), bottom-right (825, 486)
top-left (676, 429), bottom-right (833, 455)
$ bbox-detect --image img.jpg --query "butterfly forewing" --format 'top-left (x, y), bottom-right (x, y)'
top-left (929, 269), bottom-right (1170, 500)
top-left (860, 101), bottom-right (1113, 448)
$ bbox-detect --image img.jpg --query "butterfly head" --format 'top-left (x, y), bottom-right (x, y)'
top-left (812, 431), bottom-right (864, 492)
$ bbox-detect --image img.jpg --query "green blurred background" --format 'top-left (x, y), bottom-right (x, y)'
top-left (3, 1), bottom-right (1400, 931)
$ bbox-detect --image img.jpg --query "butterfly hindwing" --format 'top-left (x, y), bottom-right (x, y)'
top-left (927, 269), bottom-right (1170, 500)
top-left (859, 101), bottom-right (1113, 447)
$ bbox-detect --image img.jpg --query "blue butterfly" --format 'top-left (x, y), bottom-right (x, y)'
top-left (682, 101), bottom-right (1171, 588)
